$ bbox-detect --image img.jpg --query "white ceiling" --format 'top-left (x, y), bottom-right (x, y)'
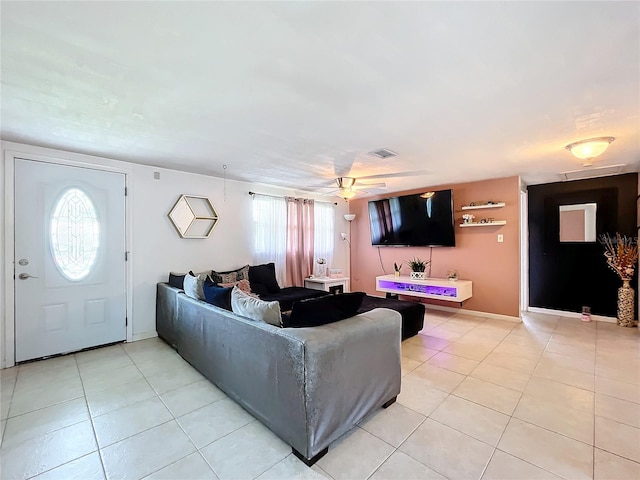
top-left (2, 1), bottom-right (639, 195)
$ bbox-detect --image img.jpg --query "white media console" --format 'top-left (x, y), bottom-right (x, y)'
top-left (376, 275), bottom-right (473, 304)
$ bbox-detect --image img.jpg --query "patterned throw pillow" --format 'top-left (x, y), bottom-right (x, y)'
top-left (211, 265), bottom-right (249, 284)
top-left (219, 279), bottom-right (257, 297)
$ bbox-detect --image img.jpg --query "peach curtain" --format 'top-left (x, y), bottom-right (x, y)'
top-left (286, 197), bottom-right (315, 286)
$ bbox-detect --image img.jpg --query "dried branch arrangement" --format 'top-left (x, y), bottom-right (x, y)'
top-left (601, 233), bottom-right (638, 280)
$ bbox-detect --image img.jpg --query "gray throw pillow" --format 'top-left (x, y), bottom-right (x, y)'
top-left (231, 286), bottom-right (281, 327)
top-left (184, 272), bottom-right (207, 300)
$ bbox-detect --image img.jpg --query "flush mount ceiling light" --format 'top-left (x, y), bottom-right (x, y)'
top-left (565, 137), bottom-right (615, 166)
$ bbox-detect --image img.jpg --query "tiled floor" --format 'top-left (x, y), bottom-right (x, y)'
top-left (1, 310), bottom-right (639, 480)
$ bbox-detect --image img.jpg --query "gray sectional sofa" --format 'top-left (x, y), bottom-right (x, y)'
top-left (156, 283), bottom-right (402, 465)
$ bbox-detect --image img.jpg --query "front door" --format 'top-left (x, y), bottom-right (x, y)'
top-left (15, 159), bottom-right (127, 362)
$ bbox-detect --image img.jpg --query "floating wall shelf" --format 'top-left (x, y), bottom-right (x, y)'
top-left (461, 202), bottom-right (506, 210)
top-left (459, 221), bottom-right (507, 227)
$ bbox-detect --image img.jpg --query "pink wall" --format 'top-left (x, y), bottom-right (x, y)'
top-left (349, 176), bottom-right (521, 318)
top-left (559, 210), bottom-right (585, 242)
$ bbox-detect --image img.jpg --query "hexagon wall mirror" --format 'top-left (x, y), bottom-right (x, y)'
top-left (168, 195), bottom-right (219, 238)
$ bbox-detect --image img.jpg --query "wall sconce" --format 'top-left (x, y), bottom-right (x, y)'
top-left (565, 137), bottom-right (615, 166)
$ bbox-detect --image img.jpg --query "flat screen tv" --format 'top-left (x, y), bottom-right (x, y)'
top-left (368, 189), bottom-right (455, 247)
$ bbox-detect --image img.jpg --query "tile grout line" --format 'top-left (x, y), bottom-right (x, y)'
top-left (74, 352), bottom-right (110, 480)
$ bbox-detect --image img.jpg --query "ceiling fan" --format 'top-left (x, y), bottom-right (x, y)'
top-left (303, 150), bottom-right (431, 200)
top-left (310, 177), bottom-right (387, 200)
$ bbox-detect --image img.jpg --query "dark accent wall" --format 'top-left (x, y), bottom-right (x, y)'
top-left (528, 173), bottom-right (637, 317)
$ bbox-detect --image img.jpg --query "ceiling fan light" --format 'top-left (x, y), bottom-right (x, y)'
top-left (338, 189), bottom-right (356, 200)
top-left (565, 137), bottom-right (615, 161)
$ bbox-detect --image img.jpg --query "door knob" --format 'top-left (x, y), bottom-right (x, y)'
top-left (18, 273), bottom-right (38, 280)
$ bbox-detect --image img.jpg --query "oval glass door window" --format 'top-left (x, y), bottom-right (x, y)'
top-left (50, 188), bottom-right (100, 281)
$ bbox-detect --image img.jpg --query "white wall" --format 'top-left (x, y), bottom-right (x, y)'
top-left (1, 142), bottom-right (349, 366)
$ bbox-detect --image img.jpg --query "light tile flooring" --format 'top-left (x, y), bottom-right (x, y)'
top-left (1, 310), bottom-right (639, 480)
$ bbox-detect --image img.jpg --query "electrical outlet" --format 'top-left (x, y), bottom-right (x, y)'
top-left (497, 234), bottom-right (504, 243)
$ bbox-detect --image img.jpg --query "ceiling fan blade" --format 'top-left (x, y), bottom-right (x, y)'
top-left (357, 170), bottom-right (431, 181)
top-left (354, 182), bottom-right (386, 189)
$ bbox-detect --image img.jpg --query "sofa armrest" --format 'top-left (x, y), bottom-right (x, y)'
top-left (285, 308), bottom-right (402, 458)
top-left (156, 283), bottom-right (182, 348)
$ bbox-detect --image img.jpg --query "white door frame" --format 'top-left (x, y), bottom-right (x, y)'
top-left (519, 183), bottom-right (529, 313)
top-left (3, 144), bottom-right (134, 368)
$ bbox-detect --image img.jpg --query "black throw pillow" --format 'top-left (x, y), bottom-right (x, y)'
top-left (283, 292), bottom-right (366, 328)
top-left (203, 283), bottom-right (233, 311)
top-left (168, 273), bottom-right (186, 290)
top-left (249, 263), bottom-right (281, 294)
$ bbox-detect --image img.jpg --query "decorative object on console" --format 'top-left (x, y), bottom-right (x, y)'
top-left (447, 269), bottom-right (458, 281)
top-left (168, 195), bottom-right (219, 238)
top-left (394, 262), bottom-right (402, 278)
top-left (408, 257), bottom-right (429, 280)
top-left (328, 268), bottom-right (343, 278)
top-left (316, 258), bottom-right (327, 278)
top-left (600, 233), bottom-right (638, 327)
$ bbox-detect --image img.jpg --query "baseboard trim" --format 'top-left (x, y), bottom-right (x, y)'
top-left (131, 331), bottom-right (159, 342)
top-left (424, 304), bottom-right (521, 323)
top-left (526, 307), bottom-right (618, 324)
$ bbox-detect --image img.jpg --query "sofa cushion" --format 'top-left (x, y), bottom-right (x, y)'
top-left (184, 272), bottom-right (209, 300)
top-left (219, 278), bottom-right (254, 296)
top-left (283, 292), bottom-right (366, 328)
top-left (211, 265), bottom-right (249, 284)
top-left (249, 263), bottom-right (281, 294)
top-left (259, 287), bottom-right (328, 312)
top-left (168, 272), bottom-right (186, 290)
top-left (203, 283), bottom-right (233, 311)
top-left (231, 286), bottom-right (282, 327)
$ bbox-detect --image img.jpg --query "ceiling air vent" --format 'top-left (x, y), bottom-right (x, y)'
top-left (369, 148), bottom-right (398, 159)
top-left (560, 164), bottom-right (627, 181)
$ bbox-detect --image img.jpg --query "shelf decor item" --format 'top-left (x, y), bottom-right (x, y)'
top-left (600, 233), bottom-right (638, 327)
top-left (462, 213), bottom-right (475, 224)
top-left (408, 257), bottom-right (429, 280)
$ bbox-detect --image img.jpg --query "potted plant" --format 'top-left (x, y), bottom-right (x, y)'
top-left (601, 233), bottom-right (638, 327)
top-left (393, 262), bottom-right (402, 278)
top-left (408, 257), bottom-right (429, 280)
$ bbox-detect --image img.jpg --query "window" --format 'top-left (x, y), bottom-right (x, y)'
top-left (252, 195), bottom-right (336, 285)
top-left (314, 201), bottom-right (335, 272)
top-left (50, 188), bottom-right (100, 281)
top-left (252, 194), bottom-right (287, 286)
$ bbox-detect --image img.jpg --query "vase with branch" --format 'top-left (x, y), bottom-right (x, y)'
top-left (601, 233), bottom-right (638, 327)
top-left (394, 262), bottom-right (402, 278)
